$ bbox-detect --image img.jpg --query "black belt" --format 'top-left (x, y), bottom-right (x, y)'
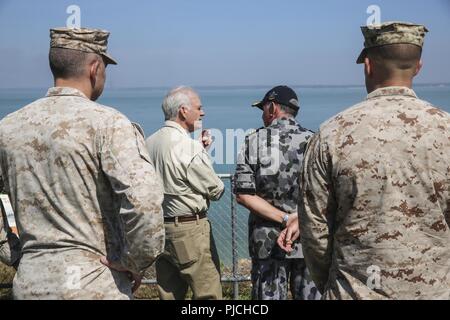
top-left (164, 212), bottom-right (207, 223)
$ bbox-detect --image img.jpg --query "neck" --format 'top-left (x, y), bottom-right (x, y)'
top-left (54, 78), bottom-right (93, 100)
top-left (369, 78), bottom-right (413, 94)
top-left (274, 113), bottom-right (294, 122)
top-left (269, 113), bottom-right (294, 126)
top-left (278, 112), bottom-right (294, 119)
top-left (173, 118), bottom-right (191, 132)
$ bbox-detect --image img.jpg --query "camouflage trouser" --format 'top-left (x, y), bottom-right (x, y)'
top-left (251, 258), bottom-right (321, 300)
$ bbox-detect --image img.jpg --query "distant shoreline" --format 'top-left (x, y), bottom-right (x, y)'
top-left (0, 83), bottom-right (449, 91)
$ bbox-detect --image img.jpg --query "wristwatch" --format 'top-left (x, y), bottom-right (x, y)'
top-left (281, 214), bottom-right (289, 228)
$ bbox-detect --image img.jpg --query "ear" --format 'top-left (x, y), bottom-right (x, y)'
top-left (178, 105), bottom-right (188, 120)
top-left (414, 59), bottom-right (423, 77)
top-left (364, 57), bottom-right (372, 77)
top-left (89, 59), bottom-right (101, 86)
top-left (269, 102), bottom-right (276, 115)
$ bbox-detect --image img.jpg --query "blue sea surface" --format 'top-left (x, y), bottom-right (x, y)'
top-left (1, 84), bottom-right (449, 265)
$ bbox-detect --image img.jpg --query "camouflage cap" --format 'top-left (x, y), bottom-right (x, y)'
top-left (356, 21), bottom-right (428, 64)
top-left (50, 27), bottom-right (117, 65)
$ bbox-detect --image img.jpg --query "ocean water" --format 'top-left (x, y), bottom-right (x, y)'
top-left (2, 85), bottom-right (450, 170)
top-left (1, 84), bottom-right (449, 265)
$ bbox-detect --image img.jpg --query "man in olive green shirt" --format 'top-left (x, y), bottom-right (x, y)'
top-left (146, 86), bottom-right (224, 300)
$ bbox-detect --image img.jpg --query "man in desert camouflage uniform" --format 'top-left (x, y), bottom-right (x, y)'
top-left (280, 22), bottom-right (450, 299)
top-left (0, 27), bottom-right (165, 299)
top-left (233, 86), bottom-right (320, 300)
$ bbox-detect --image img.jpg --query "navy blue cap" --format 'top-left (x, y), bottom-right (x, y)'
top-left (252, 86), bottom-right (300, 111)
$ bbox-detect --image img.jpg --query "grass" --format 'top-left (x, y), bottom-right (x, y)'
top-left (133, 282), bottom-right (252, 300)
top-left (0, 263), bottom-right (14, 300)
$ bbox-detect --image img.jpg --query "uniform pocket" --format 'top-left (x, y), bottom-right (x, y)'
top-left (167, 232), bottom-right (201, 266)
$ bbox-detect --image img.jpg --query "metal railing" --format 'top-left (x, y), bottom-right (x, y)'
top-left (0, 174), bottom-right (252, 299)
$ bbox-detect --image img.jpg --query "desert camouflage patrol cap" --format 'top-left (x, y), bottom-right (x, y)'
top-left (50, 27), bottom-right (118, 65)
top-left (356, 21), bottom-right (428, 64)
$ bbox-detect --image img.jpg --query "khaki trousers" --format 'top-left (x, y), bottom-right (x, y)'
top-left (156, 217), bottom-right (222, 300)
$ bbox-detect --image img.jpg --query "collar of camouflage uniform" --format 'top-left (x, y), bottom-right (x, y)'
top-left (46, 87), bottom-right (90, 99)
top-left (366, 86), bottom-right (418, 100)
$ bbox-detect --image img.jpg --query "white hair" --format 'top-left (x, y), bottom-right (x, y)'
top-left (162, 86), bottom-right (197, 121)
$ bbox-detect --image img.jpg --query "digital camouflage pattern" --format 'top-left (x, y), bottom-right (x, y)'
top-left (50, 27), bottom-right (117, 65)
top-left (234, 116), bottom-right (319, 299)
top-left (251, 258), bottom-right (320, 300)
top-left (300, 86), bottom-right (450, 299)
top-left (0, 87), bottom-right (165, 299)
top-left (234, 116), bottom-right (313, 259)
top-left (357, 21), bottom-right (428, 63)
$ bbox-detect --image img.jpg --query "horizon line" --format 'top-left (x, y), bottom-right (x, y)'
top-left (0, 82), bottom-right (449, 91)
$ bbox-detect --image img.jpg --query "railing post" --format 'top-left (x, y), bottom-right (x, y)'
top-left (230, 175), bottom-right (239, 300)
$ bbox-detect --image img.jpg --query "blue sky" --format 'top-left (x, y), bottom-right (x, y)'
top-left (0, 0), bottom-right (449, 88)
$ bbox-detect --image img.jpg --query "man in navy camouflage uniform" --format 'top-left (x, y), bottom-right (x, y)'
top-left (233, 86), bottom-right (320, 300)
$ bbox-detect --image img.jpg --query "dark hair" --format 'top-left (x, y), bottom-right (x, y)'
top-left (279, 103), bottom-right (298, 117)
top-left (49, 47), bottom-right (98, 79)
top-left (367, 43), bottom-right (422, 71)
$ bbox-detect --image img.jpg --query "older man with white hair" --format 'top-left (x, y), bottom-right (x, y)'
top-left (146, 86), bottom-right (225, 300)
